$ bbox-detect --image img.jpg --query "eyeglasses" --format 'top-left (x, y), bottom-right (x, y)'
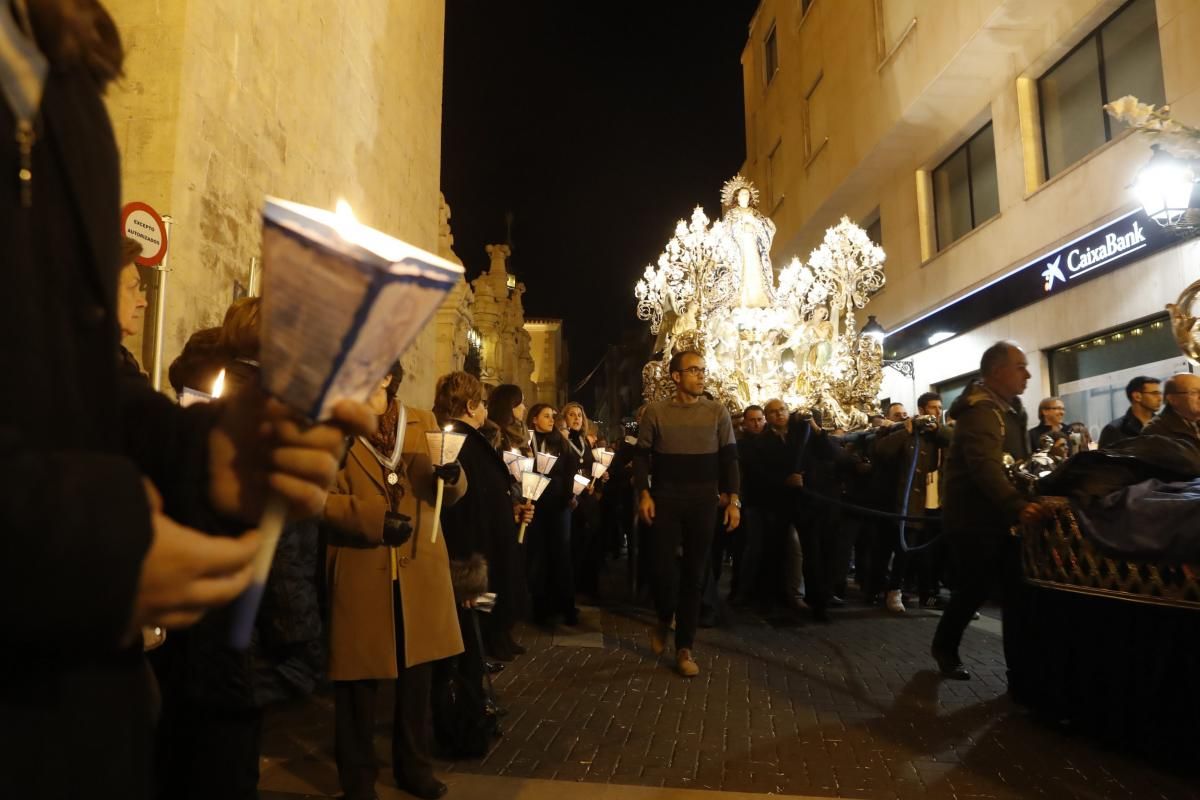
top-left (1140, 390), bottom-right (1162, 396)
top-left (1167, 390), bottom-right (1200, 398)
top-left (1045, 406), bottom-right (1066, 412)
top-left (678, 366), bottom-right (707, 376)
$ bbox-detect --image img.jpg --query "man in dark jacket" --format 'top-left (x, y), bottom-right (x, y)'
top-left (1, 9), bottom-right (372, 798)
top-left (1142, 373), bottom-right (1200, 447)
top-left (1099, 376), bottom-right (1162, 448)
top-left (873, 392), bottom-right (951, 612)
top-left (931, 342), bottom-right (1045, 680)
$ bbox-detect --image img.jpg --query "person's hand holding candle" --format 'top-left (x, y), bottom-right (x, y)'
top-left (208, 389), bottom-right (376, 524)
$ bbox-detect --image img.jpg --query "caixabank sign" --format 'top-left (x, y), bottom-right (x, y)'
top-left (885, 208), bottom-right (1188, 359)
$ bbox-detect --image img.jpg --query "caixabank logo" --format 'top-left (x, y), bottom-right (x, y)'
top-left (1042, 217), bottom-right (1148, 292)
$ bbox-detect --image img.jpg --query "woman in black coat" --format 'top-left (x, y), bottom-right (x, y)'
top-left (438, 375), bottom-right (532, 661)
top-left (525, 403), bottom-right (581, 625)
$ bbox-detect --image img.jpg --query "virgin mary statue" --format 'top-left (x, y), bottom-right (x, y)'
top-left (717, 175), bottom-right (776, 309)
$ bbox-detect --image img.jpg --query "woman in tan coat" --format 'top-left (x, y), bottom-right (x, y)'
top-left (324, 362), bottom-right (465, 800)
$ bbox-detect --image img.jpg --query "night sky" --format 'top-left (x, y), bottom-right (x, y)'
top-left (440, 1), bottom-right (760, 387)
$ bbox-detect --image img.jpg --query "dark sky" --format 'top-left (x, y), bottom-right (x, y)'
top-left (441, 1), bottom-right (760, 386)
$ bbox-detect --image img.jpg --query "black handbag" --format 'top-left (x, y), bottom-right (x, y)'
top-left (431, 659), bottom-right (499, 758)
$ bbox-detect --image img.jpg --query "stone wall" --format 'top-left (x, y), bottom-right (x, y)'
top-left (105, 0), bottom-right (446, 408)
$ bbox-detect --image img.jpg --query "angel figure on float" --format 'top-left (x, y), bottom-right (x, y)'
top-left (715, 175), bottom-right (777, 310)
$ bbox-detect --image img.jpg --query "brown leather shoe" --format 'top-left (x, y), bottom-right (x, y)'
top-left (649, 623), bottom-right (669, 656)
top-left (676, 648), bottom-right (700, 677)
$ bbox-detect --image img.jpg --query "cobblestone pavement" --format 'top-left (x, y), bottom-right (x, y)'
top-left (260, 596), bottom-right (1197, 800)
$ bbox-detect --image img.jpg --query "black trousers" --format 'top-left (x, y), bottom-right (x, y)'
top-left (794, 500), bottom-right (835, 611)
top-left (932, 530), bottom-right (1020, 659)
top-left (334, 584), bottom-right (434, 800)
top-left (651, 494), bottom-right (719, 650)
top-left (527, 507), bottom-right (576, 621)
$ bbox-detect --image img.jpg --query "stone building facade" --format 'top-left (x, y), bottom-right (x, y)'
top-left (105, 0), bottom-right (447, 407)
top-left (741, 0), bottom-right (1199, 432)
top-left (469, 244), bottom-right (536, 400)
top-left (525, 319), bottom-right (568, 409)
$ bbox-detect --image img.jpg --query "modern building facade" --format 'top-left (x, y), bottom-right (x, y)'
top-left (741, 0), bottom-right (1198, 436)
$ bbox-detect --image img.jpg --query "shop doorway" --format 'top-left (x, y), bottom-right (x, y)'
top-left (1049, 317), bottom-right (1194, 441)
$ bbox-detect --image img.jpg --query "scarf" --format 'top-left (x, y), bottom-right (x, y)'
top-left (369, 399), bottom-right (400, 457)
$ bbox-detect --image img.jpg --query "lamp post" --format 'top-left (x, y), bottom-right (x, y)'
top-left (1134, 144), bottom-right (1200, 232)
top-left (860, 314), bottom-right (917, 406)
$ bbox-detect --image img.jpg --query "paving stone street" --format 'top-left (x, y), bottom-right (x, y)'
top-left (259, 588), bottom-right (1197, 800)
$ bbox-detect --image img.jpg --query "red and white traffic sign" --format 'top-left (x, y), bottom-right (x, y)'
top-left (120, 201), bottom-right (169, 266)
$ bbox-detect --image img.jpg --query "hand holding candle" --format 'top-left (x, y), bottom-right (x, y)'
top-left (425, 427), bottom-right (467, 544)
top-left (589, 459), bottom-right (609, 488)
top-left (517, 470), bottom-right (552, 544)
top-left (227, 196), bottom-right (461, 649)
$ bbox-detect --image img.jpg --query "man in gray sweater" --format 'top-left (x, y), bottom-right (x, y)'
top-left (636, 350), bottom-right (740, 677)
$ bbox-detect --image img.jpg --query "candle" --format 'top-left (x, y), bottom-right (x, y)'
top-left (211, 368), bottom-right (226, 399)
top-left (425, 427), bottom-right (468, 543)
top-left (572, 474), bottom-right (590, 496)
top-left (517, 472), bottom-right (551, 544)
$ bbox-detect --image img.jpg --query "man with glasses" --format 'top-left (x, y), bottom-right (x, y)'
top-left (1142, 373), bottom-right (1200, 446)
top-left (1099, 376), bottom-right (1163, 448)
top-left (636, 350), bottom-right (740, 677)
top-left (1028, 397), bottom-right (1066, 453)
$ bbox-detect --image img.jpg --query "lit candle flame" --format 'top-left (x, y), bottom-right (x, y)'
top-left (211, 368), bottom-right (226, 399)
top-left (331, 197), bottom-right (404, 262)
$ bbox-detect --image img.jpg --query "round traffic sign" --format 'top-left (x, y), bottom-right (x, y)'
top-left (120, 201), bottom-right (168, 266)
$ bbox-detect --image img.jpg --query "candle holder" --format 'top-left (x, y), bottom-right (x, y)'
top-left (425, 427), bottom-right (467, 544)
top-left (509, 456), bottom-right (534, 482)
top-left (589, 460), bottom-right (609, 489)
top-left (591, 447), bottom-right (615, 467)
top-left (535, 452), bottom-right (559, 474)
top-left (572, 474), bottom-right (591, 496)
top-left (517, 472), bottom-right (552, 544)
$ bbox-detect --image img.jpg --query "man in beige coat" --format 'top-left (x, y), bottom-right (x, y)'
top-left (324, 364), bottom-right (466, 800)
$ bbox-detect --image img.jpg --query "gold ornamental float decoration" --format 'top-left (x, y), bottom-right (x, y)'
top-left (634, 175), bottom-right (886, 429)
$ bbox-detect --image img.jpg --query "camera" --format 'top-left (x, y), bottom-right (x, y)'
top-left (622, 419), bottom-right (639, 445)
top-left (382, 511), bottom-right (414, 546)
top-left (913, 415), bottom-right (939, 432)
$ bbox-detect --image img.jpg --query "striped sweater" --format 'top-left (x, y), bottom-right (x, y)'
top-left (634, 397), bottom-right (740, 499)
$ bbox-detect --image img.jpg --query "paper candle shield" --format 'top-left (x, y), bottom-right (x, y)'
top-left (521, 472), bottom-right (551, 502)
top-left (572, 474), bottom-right (590, 496)
top-left (592, 448), bottom-right (615, 467)
top-left (425, 430), bottom-right (467, 466)
top-left (535, 452), bottom-right (559, 474)
top-left (509, 456), bottom-right (534, 482)
top-left (258, 197), bottom-right (464, 421)
top-left (590, 461), bottom-right (608, 480)
top-left (502, 449), bottom-right (523, 466)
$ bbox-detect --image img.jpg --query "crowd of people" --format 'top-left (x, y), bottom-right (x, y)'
top-left (6, 4), bottom-right (1200, 799)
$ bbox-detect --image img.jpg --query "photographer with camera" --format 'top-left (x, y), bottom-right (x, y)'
top-left (872, 392), bottom-right (952, 613)
top-left (323, 362), bottom-right (466, 800)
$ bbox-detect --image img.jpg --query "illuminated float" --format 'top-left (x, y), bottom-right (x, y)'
top-left (635, 175), bottom-right (886, 429)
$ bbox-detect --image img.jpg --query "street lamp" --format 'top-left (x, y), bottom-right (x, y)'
top-left (1134, 145), bottom-right (1198, 230)
top-left (860, 314), bottom-right (885, 344)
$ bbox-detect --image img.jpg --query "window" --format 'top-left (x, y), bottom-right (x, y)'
top-left (932, 122), bottom-right (998, 249)
top-left (874, 0), bottom-right (916, 62)
top-left (863, 211), bottom-right (882, 248)
top-left (767, 140), bottom-right (783, 209)
top-left (1050, 317), bottom-right (1189, 441)
top-left (802, 71), bottom-right (827, 163)
top-left (764, 24), bottom-right (779, 86)
top-left (1039, 0), bottom-right (1164, 179)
